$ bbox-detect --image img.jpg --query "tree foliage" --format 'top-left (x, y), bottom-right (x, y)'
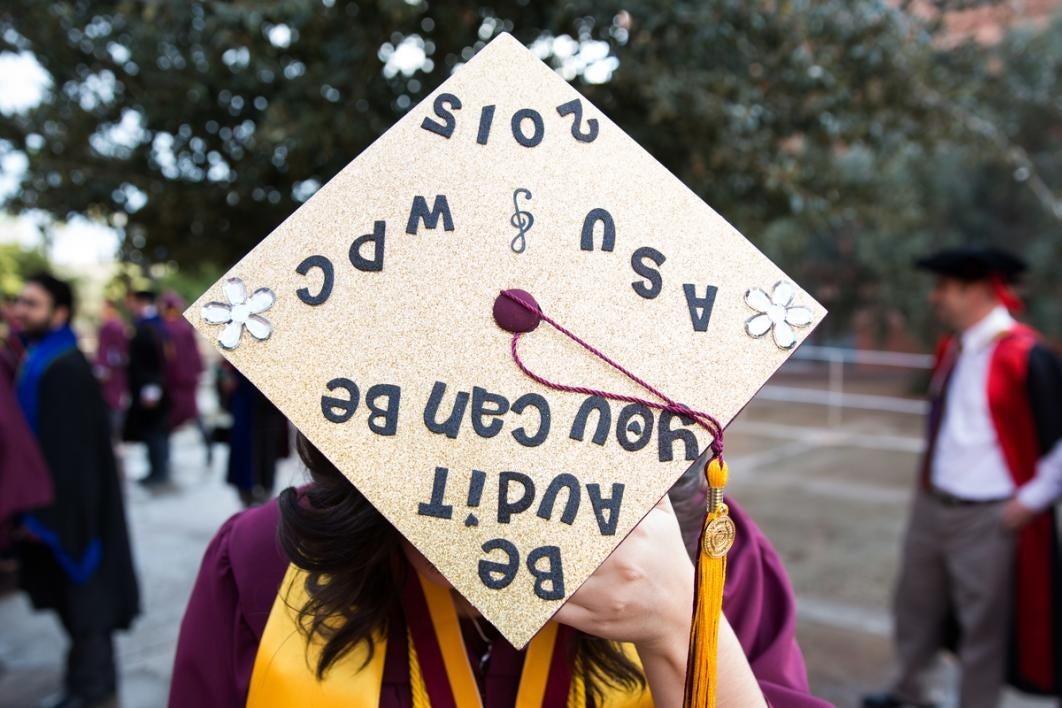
top-left (0, 239), bottom-right (49, 296)
top-left (1, 0), bottom-right (1059, 339)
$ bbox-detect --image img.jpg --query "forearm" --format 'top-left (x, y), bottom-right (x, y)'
top-left (715, 616), bottom-right (768, 708)
top-left (636, 631), bottom-right (688, 708)
top-left (636, 614), bottom-right (766, 708)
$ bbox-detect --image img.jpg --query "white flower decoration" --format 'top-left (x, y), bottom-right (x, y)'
top-left (744, 281), bottom-right (812, 350)
top-left (200, 278), bottom-right (276, 350)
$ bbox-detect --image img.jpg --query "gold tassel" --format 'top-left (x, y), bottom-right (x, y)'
top-left (684, 457), bottom-right (735, 708)
top-left (407, 626), bottom-right (430, 708)
top-left (566, 669), bottom-right (587, 708)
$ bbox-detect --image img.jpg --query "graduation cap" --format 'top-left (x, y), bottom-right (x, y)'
top-left (915, 245), bottom-right (1027, 284)
top-left (916, 245), bottom-right (1028, 312)
top-left (187, 33), bottom-right (825, 704)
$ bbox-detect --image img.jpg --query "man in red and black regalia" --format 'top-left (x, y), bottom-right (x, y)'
top-left (865, 246), bottom-right (1062, 708)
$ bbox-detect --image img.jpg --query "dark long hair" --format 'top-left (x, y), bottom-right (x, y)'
top-left (278, 433), bottom-right (708, 699)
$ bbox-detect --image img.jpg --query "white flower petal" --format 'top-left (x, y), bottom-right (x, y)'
top-left (245, 288), bottom-right (276, 315)
top-left (772, 321), bottom-right (798, 349)
top-left (785, 306), bottom-right (813, 327)
top-left (218, 321), bottom-right (244, 350)
top-left (230, 303), bottom-right (250, 324)
top-left (244, 315), bottom-right (272, 341)
top-left (771, 281), bottom-right (795, 308)
top-left (766, 304), bottom-right (787, 326)
top-left (201, 302), bottom-right (232, 324)
top-left (745, 313), bottom-right (773, 338)
top-left (744, 288), bottom-right (771, 313)
top-left (222, 277), bottom-right (247, 306)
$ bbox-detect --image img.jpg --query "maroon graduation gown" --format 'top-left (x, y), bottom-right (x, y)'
top-left (169, 496), bottom-right (829, 707)
top-left (95, 318), bottom-right (128, 413)
top-left (0, 368), bottom-right (52, 548)
top-left (163, 317), bottom-right (203, 430)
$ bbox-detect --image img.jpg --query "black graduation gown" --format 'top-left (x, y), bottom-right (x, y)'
top-left (18, 349), bottom-right (140, 633)
top-left (1023, 342), bottom-right (1062, 696)
top-left (224, 368), bottom-right (288, 495)
top-left (1028, 343), bottom-right (1062, 468)
top-left (122, 317), bottom-right (170, 442)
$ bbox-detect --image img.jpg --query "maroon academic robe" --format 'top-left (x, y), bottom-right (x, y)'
top-left (924, 325), bottom-right (1062, 694)
top-left (169, 496), bottom-right (829, 707)
top-left (94, 318), bottom-right (128, 412)
top-left (0, 369), bottom-right (53, 548)
top-left (0, 323), bottom-right (24, 384)
top-left (163, 317), bottom-right (203, 430)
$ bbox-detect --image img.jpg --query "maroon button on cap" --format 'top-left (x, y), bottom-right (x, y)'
top-left (492, 289), bottom-right (541, 334)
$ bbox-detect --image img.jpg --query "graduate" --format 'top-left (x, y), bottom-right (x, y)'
top-left (13, 273), bottom-right (140, 707)
top-left (93, 298), bottom-right (128, 436)
top-left (170, 439), bottom-right (827, 707)
top-left (123, 289), bottom-right (172, 486)
top-left (865, 246), bottom-right (1062, 708)
top-left (217, 361), bottom-right (290, 506)
top-left (169, 34), bottom-right (831, 707)
top-left (0, 348), bottom-right (52, 550)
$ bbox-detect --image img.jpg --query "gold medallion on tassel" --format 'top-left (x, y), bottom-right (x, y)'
top-left (704, 512), bottom-right (736, 559)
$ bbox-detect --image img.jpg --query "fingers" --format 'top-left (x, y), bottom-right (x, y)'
top-left (553, 599), bottom-right (595, 631)
top-left (555, 587), bottom-right (636, 638)
top-left (563, 573), bottom-right (608, 606)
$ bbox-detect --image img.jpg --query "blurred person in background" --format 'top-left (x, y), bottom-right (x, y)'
top-left (864, 246), bottom-right (1062, 708)
top-left (12, 273), bottom-right (140, 708)
top-left (0, 293), bottom-right (45, 568)
top-left (93, 299), bottom-right (127, 439)
top-left (0, 321), bottom-right (52, 579)
top-left (122, 289), bottom-right (172, 487)
top-left (1, 293), bottom-right (25, 382)
top-left (159, 291), bottom-right (212, 465)
top-left (216, 360), bottom-right (289, 507)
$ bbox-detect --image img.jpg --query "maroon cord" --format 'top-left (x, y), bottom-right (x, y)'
top-left (500, 290), bottom-right (725, 458)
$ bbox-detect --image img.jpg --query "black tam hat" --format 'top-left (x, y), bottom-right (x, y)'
top-left (915, 246), bottom-right (1027, 284)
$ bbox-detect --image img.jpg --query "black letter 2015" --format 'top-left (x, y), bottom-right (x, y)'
top-left (421, 93), bottom-right (462, 138)
top-left (556, 99), bottom-right (598, 143)
top-left (511, 108), bottom-right (545, 148)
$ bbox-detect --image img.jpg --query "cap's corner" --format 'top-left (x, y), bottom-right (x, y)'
top-left (490, 30), bottom-right (518, 45)
top-left (481, 31), bottom-right (531, 56)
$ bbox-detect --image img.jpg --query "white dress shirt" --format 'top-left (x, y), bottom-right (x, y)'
top-left (931, 306), bottom-right (1062, 509)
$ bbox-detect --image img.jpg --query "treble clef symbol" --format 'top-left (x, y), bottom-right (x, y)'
top-left (510, 188), bottom-right (534, 254)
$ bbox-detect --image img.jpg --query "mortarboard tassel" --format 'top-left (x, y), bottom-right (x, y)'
top-left (684, 456), bottom-right (734, 708)
top-left (407, 626), bottom-right (430, 708)
top-left (493, 289), bottom-right (735, 706)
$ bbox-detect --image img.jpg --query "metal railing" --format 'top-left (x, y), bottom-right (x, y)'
top-left (756, 345), bottom-right (934, 425)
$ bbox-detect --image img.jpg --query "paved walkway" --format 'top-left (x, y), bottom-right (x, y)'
top-left (725, 403), bottom-right (1054, 708)
top-left (0, 392), bottom-right (1056, 707)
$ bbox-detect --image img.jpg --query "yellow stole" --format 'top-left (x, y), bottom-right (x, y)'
top-left (246, 564), bottom-right (653, 707)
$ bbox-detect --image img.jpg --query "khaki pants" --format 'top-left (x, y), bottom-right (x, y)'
top-left (891, 491), bottom-right (1016, 708)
